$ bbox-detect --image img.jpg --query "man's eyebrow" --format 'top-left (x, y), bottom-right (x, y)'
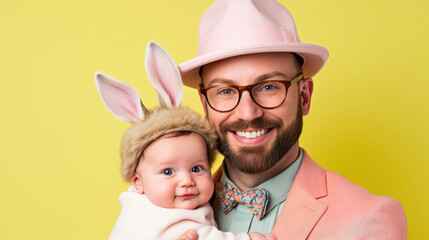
top-left (205, 78), bottom-right (235, 87)
top-left (255, 71), bottom-right (289, 82)
top-left (205, 71), bottom-right (290, 87)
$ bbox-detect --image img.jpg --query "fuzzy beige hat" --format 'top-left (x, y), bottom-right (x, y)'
top-left (121, 107), bottom-right (217, 181)
top-left (95, 42), bottom-right (217, 182)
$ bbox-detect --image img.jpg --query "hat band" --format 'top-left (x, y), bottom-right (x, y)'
top-left (198, 25), bottom-right (300, 56)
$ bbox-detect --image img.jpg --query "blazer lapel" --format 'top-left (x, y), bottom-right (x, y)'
top-left (272, 149), bottom-right (328, 239)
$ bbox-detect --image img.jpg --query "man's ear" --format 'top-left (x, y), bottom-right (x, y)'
top-left (131, 173), bottom-right (144, 194)
top-left (300, 78), bottom-right (313, 116)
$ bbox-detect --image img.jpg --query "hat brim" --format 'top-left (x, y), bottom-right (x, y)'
top-left (179, 42), bottom-right (329, 88)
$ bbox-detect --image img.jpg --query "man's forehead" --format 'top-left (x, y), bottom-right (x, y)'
top-left (200, 52), bottom-right (300, 85)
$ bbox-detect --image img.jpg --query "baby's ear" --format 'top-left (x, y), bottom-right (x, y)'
top-left (131, 174), bottom-right (144, 194)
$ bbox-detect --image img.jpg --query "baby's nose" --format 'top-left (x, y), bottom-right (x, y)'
top-left (178, 173), bottom-right (196, 187)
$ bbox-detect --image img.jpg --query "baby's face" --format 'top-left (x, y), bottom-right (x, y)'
top-left (132, 133), bottom-right (214, 209)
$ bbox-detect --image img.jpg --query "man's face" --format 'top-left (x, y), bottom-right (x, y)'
top-left (200, 52), bottom-right (310, 174)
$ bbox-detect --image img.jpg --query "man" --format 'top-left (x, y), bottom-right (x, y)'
top-left (178, 0), bottom-right (407, 239)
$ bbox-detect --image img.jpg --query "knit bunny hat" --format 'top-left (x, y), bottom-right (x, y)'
top-left (95, 42), bottom-right (217, 182)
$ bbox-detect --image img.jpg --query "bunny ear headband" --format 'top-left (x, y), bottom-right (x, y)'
top-left (95, 41), bottom-right (217, 182)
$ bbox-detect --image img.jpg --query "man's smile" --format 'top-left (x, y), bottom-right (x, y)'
top-left (228, 128), bottom-right (275, 145)
top-left (234, 129), bottom-right (269, 139)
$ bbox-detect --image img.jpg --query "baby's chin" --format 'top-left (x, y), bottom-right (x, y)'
top-left (156, 203), bottom-right (200, 210)
top-left (151, 195), bottom-right (209, 209)
top-left (177, 204), bottom-right (200, 210)
top-left (173, 200), bottom-right (206, 210)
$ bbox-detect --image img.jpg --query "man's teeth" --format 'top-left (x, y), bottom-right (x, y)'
top-left (235, 129), bottom-right (267, 139)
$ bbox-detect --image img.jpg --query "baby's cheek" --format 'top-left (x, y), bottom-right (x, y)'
top-left (201, 176), bottom-right (215, 200)
top-left (149, 184), bottom-right (175, 208)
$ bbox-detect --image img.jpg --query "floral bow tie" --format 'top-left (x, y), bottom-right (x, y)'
top-left (215, 182), bottom-right (269, 220)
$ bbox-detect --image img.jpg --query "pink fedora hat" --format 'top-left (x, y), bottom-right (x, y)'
top-left (179, 0), bottom-right (329, 88)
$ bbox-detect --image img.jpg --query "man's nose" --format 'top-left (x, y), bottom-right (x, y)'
top-left (178, 173), bottom-right (195, 188)
top-left (233, 91), bottom-right (263, 121)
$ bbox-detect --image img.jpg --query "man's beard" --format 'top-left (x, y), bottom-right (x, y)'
top-left (217, 104), bottom-right (303, 174)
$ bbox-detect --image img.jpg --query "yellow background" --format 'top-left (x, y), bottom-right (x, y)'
top-left (0, 0), bottom-right (427, 239)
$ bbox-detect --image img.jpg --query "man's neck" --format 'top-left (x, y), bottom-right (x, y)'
top-left (225, 143), bottom-right (300, 192)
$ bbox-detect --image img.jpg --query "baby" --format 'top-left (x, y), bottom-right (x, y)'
top-left (95, 42), bottom-right (276, 240)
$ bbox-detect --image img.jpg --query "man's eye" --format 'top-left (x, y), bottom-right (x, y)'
top-left (217, 88), bottom-right (235, 95)
top-left (191, 165), bottom-right (203, 173)
top-left (263, 85), bottom-right (275, 90)
top-left (260, 84), bottom-right (278, 91)
top-left (162, 168), bottom-right (174, 175)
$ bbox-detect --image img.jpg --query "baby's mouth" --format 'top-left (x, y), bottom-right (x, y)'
top-left (178, 193), bottom-right (197, 198)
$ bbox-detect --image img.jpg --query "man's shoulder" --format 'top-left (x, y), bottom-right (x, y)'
top-left (312, 159), bottom-right (398, 205)
top-left (298, 149), bottom-right (405, 219)
top-left (324, 169), bottom-right (376, 198)
top-left (300, 149), bottom-right (395, 202)
top-left (297, 152), bottom-right (407, 238)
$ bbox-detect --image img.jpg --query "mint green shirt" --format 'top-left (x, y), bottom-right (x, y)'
top-left (212, 148), bottom-right (303, 234)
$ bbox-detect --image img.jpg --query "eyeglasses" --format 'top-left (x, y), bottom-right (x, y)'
top-left (199, 73), bottom-right (303, 112)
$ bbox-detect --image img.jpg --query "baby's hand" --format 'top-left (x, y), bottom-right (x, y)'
top-left (249, 232), bottom-right (277, 240)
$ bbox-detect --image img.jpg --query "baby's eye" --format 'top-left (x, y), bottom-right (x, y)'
top-left (162, 168), bottom-right (175, 176)
top-left (191, 165), bottom-right (203, 173)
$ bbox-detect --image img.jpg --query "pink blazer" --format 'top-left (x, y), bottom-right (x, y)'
top-left (272, 149), bottom-right (407, 239)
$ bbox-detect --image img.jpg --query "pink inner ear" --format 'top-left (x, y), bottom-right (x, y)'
top-left (147, 45), bottom-right (182, 107)
top-left (157, 55), bottom-right (180, 106)
top-left (99, 80), bottom-right (142, 123)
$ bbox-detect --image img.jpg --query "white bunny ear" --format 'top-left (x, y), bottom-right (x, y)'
top-left (145, 41), bottom-right (183, 108)
top-left (95, 72), bottom-right (148, 124)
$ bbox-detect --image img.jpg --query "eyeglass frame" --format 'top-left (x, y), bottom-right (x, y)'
top-left (199, 73), bottom-right (303, 113)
